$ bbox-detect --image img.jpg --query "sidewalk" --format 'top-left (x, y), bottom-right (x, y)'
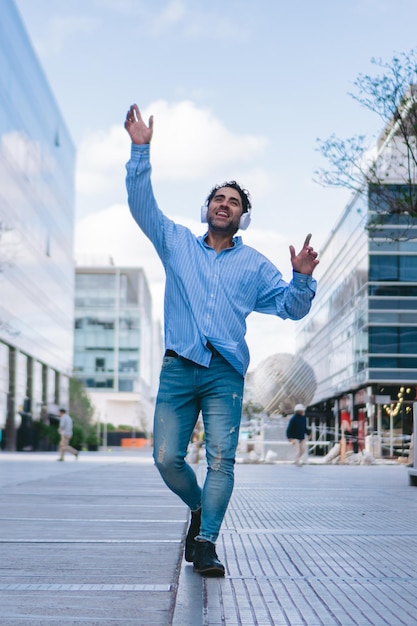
top-left (1, 451), bottom-right (417, 625)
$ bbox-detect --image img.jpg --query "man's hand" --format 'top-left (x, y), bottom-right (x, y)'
top-left (289, 234), bottom-right (319, 275)
top-left (125, 104), bottom-right (154, 145)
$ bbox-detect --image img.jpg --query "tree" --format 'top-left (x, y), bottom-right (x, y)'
top-left (69, 378), bottom-right (95, 439)
top-left (242, 400), bottom-right (264, 424)
top-left (315, 50), bottom-right (417, 239)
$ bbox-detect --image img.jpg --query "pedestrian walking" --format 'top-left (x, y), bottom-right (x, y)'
top-left (57, 409), bottom-right (79, 461)
top-left (286, 404), bottom-right (310, 466)
top-left (124, 103), bottom-right (318, 576)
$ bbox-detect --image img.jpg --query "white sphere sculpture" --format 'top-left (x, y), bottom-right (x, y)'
top-left (252, 353), bottom-right (316, 415)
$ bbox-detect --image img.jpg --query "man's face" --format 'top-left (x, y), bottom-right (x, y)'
top-left (207, 187), bottom-right (243, 234)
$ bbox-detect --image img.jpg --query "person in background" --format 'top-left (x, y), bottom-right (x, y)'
top-left (124, 103), bottom-right (318, 577)
top-left (286, 404), bottom-right (310, 466)
top-left (57, 408), bottom-right (79, 461)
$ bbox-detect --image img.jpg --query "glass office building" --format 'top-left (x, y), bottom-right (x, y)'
top-left (0, 1), bottom-right (75, 449)
top-left (74, 265), bottom-right (158, 432)
top-left (296, 134), bottom-right (417, 458)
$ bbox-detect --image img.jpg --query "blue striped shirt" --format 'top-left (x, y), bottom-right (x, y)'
top-left (126, 144), bottom-right (316, 376)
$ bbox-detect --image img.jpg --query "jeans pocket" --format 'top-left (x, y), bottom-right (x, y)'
top-left (161, 355), bottom-right (179, 370)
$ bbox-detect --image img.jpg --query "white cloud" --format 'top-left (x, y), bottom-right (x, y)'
top-left (76, 125), bottom-right (128, 197)
top-left (75, 203), bottom-right (164, 280)
top-left (76, 100), bottom-right (268, 208)
top-left (244, 227), bottom-right (293, 275)
top-left (147, 100), bottom-right (267, 179)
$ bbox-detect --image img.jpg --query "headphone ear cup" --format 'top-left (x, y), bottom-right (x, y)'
top-left (239, 211), bottom-right (251, 230)
top-left (201, 204), bottom-right (208, 223)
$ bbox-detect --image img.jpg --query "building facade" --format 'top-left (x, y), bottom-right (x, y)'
top-left (74, 264), bottom-right (161, 433)
top-left (0, 1), bottom-right (75, 450)
top-left (296, 117), bottom-right (417, 458)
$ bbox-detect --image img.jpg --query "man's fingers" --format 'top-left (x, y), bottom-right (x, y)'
top-left (132, 103), bottom-right (140, 120)
top-left (303, 233), bottom-right (312, 248)
top-left (289, 235), bottom-right (314, 256)
top-left (126, 105), bottom-right (137, 124)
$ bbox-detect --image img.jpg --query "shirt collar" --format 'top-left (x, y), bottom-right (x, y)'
top-left (198, 233), bottom-right (243, 249)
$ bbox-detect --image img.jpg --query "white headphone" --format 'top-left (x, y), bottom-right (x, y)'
top-left (200, 204), bottom-right (251, 230)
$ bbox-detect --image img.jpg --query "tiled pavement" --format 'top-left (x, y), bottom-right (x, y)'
top-left (1, 450), bottom-right (417, 625)
top-left (178, 462), bottom-right (417, 626)
top-left (0, 450), bottom-right (184, 625)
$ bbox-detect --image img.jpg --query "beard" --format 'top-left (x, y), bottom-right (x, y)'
top-left (207, 214), bottom-right (240, 235)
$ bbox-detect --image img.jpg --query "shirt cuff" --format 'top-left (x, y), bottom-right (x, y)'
top-left (292, 271), bottom-right (316, 291)
top-left (130, 143), bottom-right (150, 159)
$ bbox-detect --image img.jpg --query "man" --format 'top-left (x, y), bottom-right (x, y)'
top-left (57, 408), bottom-right (79, 461)
top-left (286, 404), bottom-right (310, 466)
top-left (124, 103), bottom-right (319, 577)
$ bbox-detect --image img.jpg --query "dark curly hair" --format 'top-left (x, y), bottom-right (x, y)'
top-left (205, 181), bottom-right (252, 214)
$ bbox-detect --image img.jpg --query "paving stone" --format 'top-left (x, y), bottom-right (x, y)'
top-left (174, 463), bottom-right (417, 625)
top-left (0, 452), bottom-right (185, 625)
top-left (2, 452), bottom-right (417, 625)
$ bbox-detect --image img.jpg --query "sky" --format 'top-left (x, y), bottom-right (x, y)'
top-left (14, 0), bottom-right (417, 372)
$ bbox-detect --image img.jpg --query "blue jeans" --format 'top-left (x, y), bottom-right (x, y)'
top-left (153, 353), bottom-right (244, 543)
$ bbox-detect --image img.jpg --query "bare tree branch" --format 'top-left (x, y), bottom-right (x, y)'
top-left (315, 49), bottom-right (417, 240)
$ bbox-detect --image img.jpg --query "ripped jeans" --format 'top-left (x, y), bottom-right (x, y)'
top-left (153, 352), bottom-right (244, 543)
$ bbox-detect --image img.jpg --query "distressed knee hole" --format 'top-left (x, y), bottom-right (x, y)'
top-left (157, 442), bottom-right (166, 464)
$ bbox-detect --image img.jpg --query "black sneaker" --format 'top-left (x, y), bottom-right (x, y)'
top-left (193, 540), bottom-right (225, 577)
top-left (185, 509), bottom-right (201, 562)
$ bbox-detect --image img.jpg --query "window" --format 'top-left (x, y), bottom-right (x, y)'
top-left (119, 359), bottom-right (138, 373)
top-left (119, 379), bottom-right (134, 392)
top-left (400, 256), bottom-right (417, 281)
top-left (369, 256), bottom-right (398, 281)
top-left (369, 298), bottom-right (417, 310)
top-left (369, 285), bottom-right (417, 296)
top-left (369, 327), bottom-right (417, 356)
top-left (95, 358), bottom-right (105, 372)
top-left (369, 357), bottom-right (398, 368)
top-left (400, 328), bottom-right (417, 354)
top-left (369, 357), bottom-right (417, 368)
top-left (369, 327), bottom-right (398, 353)
top-left (369, 256), bottom-right (417, 282)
